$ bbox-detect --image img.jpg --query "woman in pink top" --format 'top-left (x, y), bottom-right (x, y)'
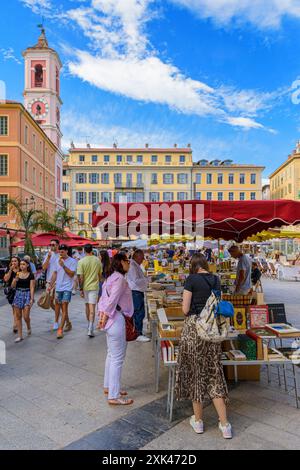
top-left (98, 252), bottom-right (134, 405)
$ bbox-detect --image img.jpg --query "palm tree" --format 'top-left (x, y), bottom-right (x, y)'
top-left (54, 209), bottom-right (76, 232)
top-left (6, 199), bottom-right (44, 257)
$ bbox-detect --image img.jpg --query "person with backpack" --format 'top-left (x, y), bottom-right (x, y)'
top-left (175, 253), bottom-right (232, 439)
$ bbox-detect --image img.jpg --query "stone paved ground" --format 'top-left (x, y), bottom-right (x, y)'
top-left (0, 277), bottom-right (299, 450)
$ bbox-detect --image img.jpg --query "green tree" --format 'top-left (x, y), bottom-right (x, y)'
top-left (6, 199), bottom-right (44, 257)
top-left (54, 209), bottom-right (76, 232)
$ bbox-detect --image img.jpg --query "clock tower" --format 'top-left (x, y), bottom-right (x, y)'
top-left (23, 27), bottom-right (63, 149)
top-left (22, 27), bottom-right (63, 209)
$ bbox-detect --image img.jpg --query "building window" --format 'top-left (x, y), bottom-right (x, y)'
top-left (218, 192), bottom-right (223, 201)
top-left (165, 155), bottom-right (172, 163)
top-left (33, 167), bottom-right (36, 186)
top-left (25, 125), bottom-right (28, 144)
top-left (195, 173), bottom-right (201, 184)
top-left (151, 173), bottom-right (158, 184)
top-left (163, 174), bottom-right (174, 184)
top-left (150, 192), bottom-right (159, 202)
top-left (195, 192), bottom-right (201, 200)
top-left (104, 155), bottom-right (110, 163)
top-left (114, 173), bottom-right (122, 184)
top-left (177, 192), bottom-right (188, 200)
top-left (88, 213), bottom-right (93, 225)
top-left (33, 134), bottom-right (36, 152)
top-left (127, 155), bottom-right (132, 163)
top-left (92, 155), bottom-right (98, 163)
top-left (24, 161), bottom-right (28, 181)
top-left (76, 192), bottom-right (87, 205)
top-left (251, 173), bottom-right (256, 184)
top-left (229, 192), bottom-right (234, 201)
top-left (137, 173), bottom-right (143, 186)
top-left (240, 173), bottom-right (245, 184)
top-left (137, 155), bottom-right (143, 163)
top-left (179, 155), bottom-right (185, 164)
top-left (89, 173), bottom-right (99, 184)
top-left (207, 192), bottom-right (212, 201)
top-left (217, 173), bottom-right (223, 184)
top-left (101, 173), bottom-right (109, 184)
top-left (163, 192), bottom-right (173, 202)
top-left (0, 237), bottom-right (7, 248)
top-left (0, 195), bottom-right (8, 215)
top-left (240, 192), bottom-right (245, 201)
top-left (76, 173), bottom-right (87, 184)
top-left (117, 155), bottom-right (122, 163)
top-left (89, 192), bottom-right (99, 204)
top-left (34, 64), bottom-right (43, 87)
top-left (39, 141), bottom-right (43, 158)
top-left (151, 155), bottom-right (158, 163)
top-left (63, 169), bottom-right (67, 176)
top-left (39, 172), bottom-right (42, 191)
top-left (78, 213), bottom-right (85, 223)
top-left (251, 192), bottom-right (256, 200)
top-left (63, 199), bottom-right (70, 209)
top-left (0, 155), bottom-right (8, 176)
top-left (62, 182), bottom-right (69, 192)
top-left (177, 173), bottom-right (188, 184)
top-left (126, 174), bottom-right (132, 187)
top-left (229, 174), bottom-right (234, 184)
top-left (79, 155), bottom-right (85, 162)
top-left (207, 174), bottom-right (212, 184)
top-left (101, 192), bottom-right (111, 202)
top-left (0, 116), bottom-right (8, 136)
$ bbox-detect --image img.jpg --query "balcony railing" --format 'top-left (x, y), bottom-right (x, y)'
top-left (114, 182), bottom-right (144, 189)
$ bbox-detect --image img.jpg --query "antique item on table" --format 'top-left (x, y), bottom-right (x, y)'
top-left (249, 305), bottom-right (269, 329)
top-left (265, 324), bottom-right (300, 337)
top-left (233, 307), bottom-right (247, 330)
top-left (227, 350), bottom-right (247, 361)
top-left (246, 328), bottom-right (277, 360)
top-left (238, 334), bottom-right (257, 360)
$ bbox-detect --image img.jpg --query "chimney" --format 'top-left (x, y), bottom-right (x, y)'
top-left (145, 143), bottom-right (149, 148)
top-left (87, 143), bottom-right (91, 149)
top-left (174, 143), bottom-right (177, 148)
top-left (187, 143), bottom-right (191, 148)
top-left (113, 143), bottom-right (117, 148)
top-left (70, 141), bottom-right (75, 149)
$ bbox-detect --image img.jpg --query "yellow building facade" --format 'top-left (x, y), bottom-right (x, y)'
top-left (62, 147), bottom-right (264, 237)
top-left (269, 144), bottom-right (300, 200)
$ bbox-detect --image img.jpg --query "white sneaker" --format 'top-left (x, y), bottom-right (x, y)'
top-left (88, 326), bottom-right (95, 338)
top-left (219, 422), bottom-right (232, 439)
top-left (136, 335), bottom-right (151, 343)
top-left (72, 290), bottom-right (76, 295)
top-left (53, 322), bottom-right (59, 331)
top-left (15, 337), bottom-right (23, 343)
top-left (190, 415), bottom-right (204, 434)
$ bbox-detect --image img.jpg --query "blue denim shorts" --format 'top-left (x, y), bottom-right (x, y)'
top-left (56, 291), bottom-right (72, 304)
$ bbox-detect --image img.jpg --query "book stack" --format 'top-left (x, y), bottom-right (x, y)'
top-left (161, 340), bottom-right (178, 362)
top-left (265, 324), bottom-right (300, 338)
top-left (227, 350), bottom-right (247, 361)
top-left (278, 348), bottom-right (300, 361)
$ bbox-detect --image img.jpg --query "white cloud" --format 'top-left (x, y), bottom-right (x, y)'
top-left (21, 0), bottom-right (52, 14)
top-left (169, 0), bottom-right (300, 29)
top-left (0, 48), bottom-right (21, 64)
top-left (21, 0), bottom-right (277, 132)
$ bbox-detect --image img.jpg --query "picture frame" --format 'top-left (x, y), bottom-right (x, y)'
top-left (233, 307), bottom-right (247, 330)
top-left (249, 305), bottom-right (269, 329)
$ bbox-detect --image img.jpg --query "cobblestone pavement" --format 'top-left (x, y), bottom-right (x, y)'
top-left (0, 278), bottom-right (299, 450)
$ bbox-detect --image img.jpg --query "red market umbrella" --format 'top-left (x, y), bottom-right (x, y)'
top-left (12, 231), bottom-right (99, 248)
top-left (92, 200), bottom-right (300, 243)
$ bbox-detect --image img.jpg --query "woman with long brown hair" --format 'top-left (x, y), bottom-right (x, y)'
top-left (11, 259), bottom-right (35, 343)
top-left (175, 252), bottom-right (232, 439)
top-left (4, 256), bottom-right (20, 333)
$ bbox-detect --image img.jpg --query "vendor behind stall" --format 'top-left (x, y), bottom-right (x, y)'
top-left (228, 246), bottom-right (252, 295)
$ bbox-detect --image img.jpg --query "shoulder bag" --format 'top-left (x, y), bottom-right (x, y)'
top-left (106, 287), bottom-right (138, 342)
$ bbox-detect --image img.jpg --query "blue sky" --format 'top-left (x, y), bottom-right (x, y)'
top-left (1, 0), bottom-right (300, 179)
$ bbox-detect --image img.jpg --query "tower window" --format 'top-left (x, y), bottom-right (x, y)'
top-left (34, 64), bottom-right (43, 88)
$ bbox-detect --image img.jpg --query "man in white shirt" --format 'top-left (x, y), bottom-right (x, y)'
top-left (48, 244), bottom-right (77, 339)
top-left (42, 239), bottom-right (60, 330)
top-left (127, 249), bottom-right (150, 342)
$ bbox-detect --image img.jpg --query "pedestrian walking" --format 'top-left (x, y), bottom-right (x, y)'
top-left (175, 253), bottom-right (232, 439)
top-left (24, 255), bottom-right (37, 279)
top-left (127, 249), bottom-right (150, 342)
top-left (3, 256), bottom-right (20, 333)
top-left (42, 239), bottom-right (60, 330)
top-left (98, 252), bottom-right (134, 406)
top-left (99, 250), bottom-right (111, 297)
top-left (77, 244), bottom-right (102, 338)
top-left (11, 259), bottom-right (35, 343)
top-left (48, 244), bottom-right (77, 339)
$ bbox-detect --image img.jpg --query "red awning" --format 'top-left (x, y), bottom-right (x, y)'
top-left (92, 200), bottom-right (300, 242)
top-left (12, 231), bottom-right (99, 248)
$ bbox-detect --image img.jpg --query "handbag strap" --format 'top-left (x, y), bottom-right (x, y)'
top-left (105, 286), bottom-right (122, 312)
top-left (191, 274), bottom-right (219, 315)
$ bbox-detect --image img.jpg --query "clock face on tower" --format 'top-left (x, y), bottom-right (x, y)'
top-left (27, 98), bottom-right (49, 120)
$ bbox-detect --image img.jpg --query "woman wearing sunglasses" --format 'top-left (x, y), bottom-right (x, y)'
top-left (97, 252), bottom-right (134, 406)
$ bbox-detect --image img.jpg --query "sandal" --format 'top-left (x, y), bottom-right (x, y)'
top-left (108, 398), bottom-right (134, 406)
top-left (104, 389), bottom-right (128, 397)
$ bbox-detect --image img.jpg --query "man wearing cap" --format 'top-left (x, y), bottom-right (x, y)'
top-left (77, 244), bottom-right (102, 338)
top-left (48, 244), bottom-right (77, 339)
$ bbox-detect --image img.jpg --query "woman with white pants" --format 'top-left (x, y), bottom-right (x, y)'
top-left (98, 252), bottom-right (134, 406)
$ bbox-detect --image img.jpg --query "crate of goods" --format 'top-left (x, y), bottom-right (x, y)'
top-left (159, 321), bottom-right (184, 338)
